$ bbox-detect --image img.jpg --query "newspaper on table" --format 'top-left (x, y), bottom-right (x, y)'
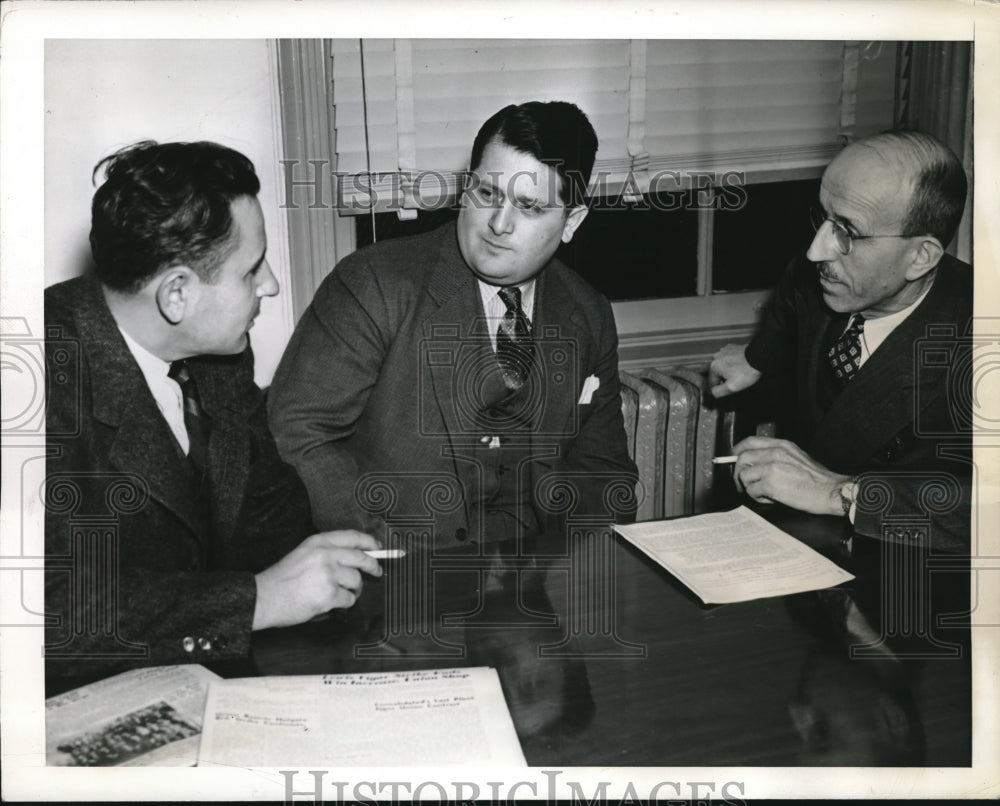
top-left (198, 666), bottom-right (527, 767)
top-left (613, 505), bottom-right (855, 604)
top-left (45, 664), bottom-right (219, 767)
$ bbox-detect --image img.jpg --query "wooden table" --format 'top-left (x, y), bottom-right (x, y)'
top-left (252, 507), bottom-right (971, 766)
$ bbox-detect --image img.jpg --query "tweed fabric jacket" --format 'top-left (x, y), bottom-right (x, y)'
top-left (744, 253), bottom-right (973, 551)
top-left (268, 223), bottom-right (637, 547)
top-left (44, 275), bottom-right (314, 682)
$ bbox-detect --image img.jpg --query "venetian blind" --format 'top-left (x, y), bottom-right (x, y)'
top-left (330, 39), bottom-right (895, 214)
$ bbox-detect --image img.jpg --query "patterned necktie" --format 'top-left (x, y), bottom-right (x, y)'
top-left (827, 315), bottom-right (866, 385)
top-left (496, 286), bottom-right (535, 391)
top-left (168, 360), bottom-right (210, 472)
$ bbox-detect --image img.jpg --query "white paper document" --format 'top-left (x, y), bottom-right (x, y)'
top-left (45, 664), bottom-right (220, 766)
top-left (614, 506), bottom-right (855, 604)
top-left (197, 666), bottom-right (527, 767)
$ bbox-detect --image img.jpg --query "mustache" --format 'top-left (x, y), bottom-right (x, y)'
top-left (816, 262), bottom-right (841, 283)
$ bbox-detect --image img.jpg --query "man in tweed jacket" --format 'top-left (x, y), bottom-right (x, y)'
top-left (45, 141), bottom-right (381, 689)
top-left (269, 102), bottom-right (637, 549)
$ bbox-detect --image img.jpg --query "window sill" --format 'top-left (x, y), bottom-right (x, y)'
top-left (613, 290), bottom-right (769, 369)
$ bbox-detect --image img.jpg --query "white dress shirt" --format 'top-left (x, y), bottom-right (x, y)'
top-left (118, 327), bottom-right (190, 453)
top-left (478, 278), bottom-right (536, 352)
top-left (852, 284), bottom-right (932, 366)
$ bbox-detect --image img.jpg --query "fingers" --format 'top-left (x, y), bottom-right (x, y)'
top-left (330, 564), bottom-right (363, 594)
top-left (308, 530), bottom-right (383, 577)
top-left (743, 480), bottom-right (776, 504)
top-left (710, 380), bottom-right (733, 398)
top-left (331, 548), bottom-right (382, 579)
top-left (314, 530), bottom-right (382, 551)
top-left (731, 435), bottom-right (783, 454)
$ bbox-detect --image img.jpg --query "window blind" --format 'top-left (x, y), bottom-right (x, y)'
top-left (330, 39), bottom-right (895, 214)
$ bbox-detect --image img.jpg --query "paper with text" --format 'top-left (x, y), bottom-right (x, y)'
top-left (45, 664), bottom-right (219, 767)
top-left (614, 506), bottom-right (855, 604)
top-left (197, 666), bottom-right (526, 767)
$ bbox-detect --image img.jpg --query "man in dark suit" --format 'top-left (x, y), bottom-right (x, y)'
top-left (710, 130), bottom-right (971, 551)
top-left (45, 141), bottom-right (382, 687)
top-left (269, 102), bottom-right (637, 548)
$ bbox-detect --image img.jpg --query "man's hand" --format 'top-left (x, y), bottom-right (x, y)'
top-left (252, 530), bottom-right (383, 630)
top-left (709, 344), bottom-right (762, 398)
top-left (731, 436), bottom-right (852, 516)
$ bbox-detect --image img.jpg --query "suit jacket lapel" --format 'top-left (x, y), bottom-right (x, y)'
top-left (189, 356), bottom-right (252, 543)
top-left (79, 279), bottom-right (205, 538)
top-left (807, 284), bottom-right (944, 470)
top-left (423, 228), bottom-right (488, 443)
top-left (532, 267), bottom-right (585, 443)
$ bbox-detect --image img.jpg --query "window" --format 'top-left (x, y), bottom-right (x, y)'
top-left (336, 39), bottom-right (893, 302)
top-left (356, 177), bottom-right (820, 302)
top-left (279, 38), bottom-right (898, 361)
top-left (711, 177), bottom-right (821, 293)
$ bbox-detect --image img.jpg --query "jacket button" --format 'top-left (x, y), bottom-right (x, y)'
top-left (182, 636), bottom-right (195, 653)
top-left (455, 528), bottom-right (467, 542)
top-left (197, 637), bottom-right (212, 651)
top-left (213, 635), bottom-right (228, 650)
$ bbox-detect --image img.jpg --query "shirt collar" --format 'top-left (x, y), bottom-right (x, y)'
top-left (860, 282), bottom-right (932, 355)
top-left (117, 326), bottom-right (172, 385)
top-left (477, 278), bottom-right (536, 321)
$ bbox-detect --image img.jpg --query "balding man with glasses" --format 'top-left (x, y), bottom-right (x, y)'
top-left (709, 130), bottom-right (971, 551)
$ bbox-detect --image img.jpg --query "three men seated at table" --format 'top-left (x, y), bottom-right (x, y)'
top-left (709, 130), bottom-right (971, 552)
top-left (45, 102), bottom-right (971, 687)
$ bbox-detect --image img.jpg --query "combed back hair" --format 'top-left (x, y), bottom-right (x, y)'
top-left (863, 129), bottom-right (968, 247)
top-left (90, 140), bottom-right (261, 293)
top-left (469, 101), bottom-right (599, 208)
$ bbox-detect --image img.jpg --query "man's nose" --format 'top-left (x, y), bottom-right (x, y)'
top-left (489, 202), bottom-right (514, 236)
top-left (806, 221), bottom-right (838, 263)
top-left (257, 261), bottom-right (280, 297)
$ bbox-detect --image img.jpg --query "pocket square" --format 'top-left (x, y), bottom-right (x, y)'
top-left (578, 374), bottom-right (600, 405)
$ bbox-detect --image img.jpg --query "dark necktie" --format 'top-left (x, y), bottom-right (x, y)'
top-left (496, 286), bottom-right (535, 391)
top-left (168, 360), bottom-right (210, 473)
top-left (827, 315), bottom-right (865, 385)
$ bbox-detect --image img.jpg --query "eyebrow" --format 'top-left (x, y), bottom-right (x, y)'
top-left (819, 201), bottom-right (860, 233)
top-left (513, 189), bottom-right (543, 208)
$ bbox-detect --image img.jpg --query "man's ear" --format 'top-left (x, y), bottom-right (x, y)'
top-left (904, 235), bottom-right (944, 282)
top-left (560, 205), bottom-right (589, 244)
top-left (154, 267), bottom-right (196, 325)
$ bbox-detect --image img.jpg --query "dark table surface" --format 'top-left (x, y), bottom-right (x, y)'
top-left (251, 507), bottom-right (971, 767)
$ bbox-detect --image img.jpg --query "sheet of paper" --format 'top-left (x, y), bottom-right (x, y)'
top-left (197, 666), bottom-right (527, 767)
top-left (614, 505), bottom-right (855, 604)
top-left (45, 664), bottom-right (219, 767)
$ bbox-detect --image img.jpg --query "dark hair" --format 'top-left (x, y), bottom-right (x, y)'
top-left (89, 140), bottom-right (261, 292)
top-left (469, 101), bottom-right (598, 207)
top-left (866, 130), bottom-right (968, 247)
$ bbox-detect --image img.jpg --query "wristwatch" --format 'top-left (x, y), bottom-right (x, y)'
top-left (840, 477), bottom-right (860, 519)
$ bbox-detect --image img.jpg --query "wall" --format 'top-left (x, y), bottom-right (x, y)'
top-left (44, 39), bottom-right (294, 385)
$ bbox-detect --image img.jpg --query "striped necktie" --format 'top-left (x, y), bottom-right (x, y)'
top-left (496, 286), bottom-right (535, 391)
top-left (168, 360), bottom-right (210, 472)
